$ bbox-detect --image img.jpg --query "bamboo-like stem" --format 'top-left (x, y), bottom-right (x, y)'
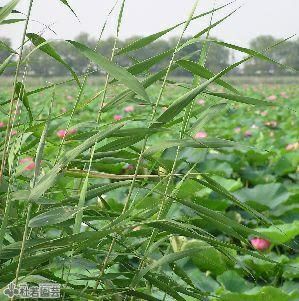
top-left (126, 1), bottom-right (200, 297)
top-left (54, 0), bottom-right (120, 164)
top-left (12, 89), bottom-right (54, 295)
top-left (95, 14), bottom-right (191, 293)
top-left (65, 169), bottom-right (205, 179)
top-left (73, 2), bottom-right (124, 233)
top-left (0, 1), bottom-right (287, 300)
top-left (91, 1), bottom-right (127, 292)
top-left (0, 0), bottom-right (34, 183)
top-left (156, 2), bottom-right (215, 219)
top-left (128, 6), bottom-right (216, 297)
top-left (60, 2), bottom-right (121, 297)
top-left (87, 1), bottom-right (200, 299)
top-left (0, 0), bottom-right (35, 254)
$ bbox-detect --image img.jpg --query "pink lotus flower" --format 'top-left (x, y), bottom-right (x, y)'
top-left (197, 99), bottom-right (205, 106)
top-left (114, 115), bottom-right (122, 121)
top-left (56, 128), bottom-right (77, 139)
top-left (250, 237), bottom-right (271, 251)
top-left (260, 111), bottom-right (268, 116)
top-left (124, 105), bottom-right (134, 113)
top-left (244, 130), bottom-right (252, 137)
top-left (286, 142), bottom-right (299, 151)
top-left (66, 95), bottom-right (73, 100)
top-left (194, 131), bottom-right (207, 139)
top-left (61, 107), bottom-right (67, 113)
top-left (69, 128), bottom-right (77, 135)
top-left (11, 130), bottom-right (17, 136)
top-left (0, 122), bottom-right (5, 128)
top-left (280, 92), bottom-right (288, 98)
top-left (57, 130), bottom-right (67, 138)
top-left (267, 95), bottom-right (277, 101)
top-left (19, 157), bottom-right (35, 171)
top-left (234, 127), bottom-right (241, 133)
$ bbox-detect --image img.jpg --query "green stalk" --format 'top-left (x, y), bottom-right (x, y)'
top-left (54, 0), bottom-right (120, 164)
top-left (12, 88), bottom-right (54, 299)
top-left (0, 95), bottom-right (24, 252)
top-left (124, 0), bottom-right (200, 217)
top-left (156, 0), bottom-right (214, 220)
top-left (0, 0), bottom-right (35, 252)
top-left (0, 184), bottom-right (13, 252)
top-left (59, 3), bottom-right (121, 298)
top-left (0, 0), bottom-right (34, 183)
top-left (129, 4), bottom-right (217, 295)
top-left (86, 1), bottom-right (129, 292)
top-left (74, 0), bottom-right (124, 234)
top-left (102, 1), bottom-right (200, 298)
top-left (181, 0), bottom-right (215, 137)
top-left (138, 0), bottom-right (214, 262)
top-left (96, 2), bottom-right (200, 288)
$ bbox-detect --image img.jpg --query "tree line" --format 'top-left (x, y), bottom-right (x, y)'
top-left (1, 33), bottom-right (298, 77)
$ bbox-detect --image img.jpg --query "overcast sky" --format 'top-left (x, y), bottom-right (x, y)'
top-left (2, 0), bottom-right (299, 48)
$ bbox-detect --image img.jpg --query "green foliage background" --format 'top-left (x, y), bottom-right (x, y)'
top-left (0, 0), bottom-right (298, 300)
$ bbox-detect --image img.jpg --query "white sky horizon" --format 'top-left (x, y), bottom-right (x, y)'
top-left (1, 0), bottom-right (299, 49)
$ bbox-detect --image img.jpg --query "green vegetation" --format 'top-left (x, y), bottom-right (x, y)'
top-left (1, 33), bottom-right (299, 77)
top-left (0, 1), bottom-right (298, 300)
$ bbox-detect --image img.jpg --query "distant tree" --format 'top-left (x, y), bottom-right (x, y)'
top-left (168, 37), bottom-right (230, 76)
top-left (26, 33), bottom-right (97, 77)
top-left (26, 47), bottom-right (57, 77)
top-left (275, 38), bottom-right (299, 74)
top-left (243, 35), bottom-right (298, 75)
top-left (6, 33), bottom-right (297, 77)
top-left (206, 41), bottom-right (230, 73)
top-left (124, 37), bottom-right (171, 73)
top-left (244, 35), bottom-right (278, 75)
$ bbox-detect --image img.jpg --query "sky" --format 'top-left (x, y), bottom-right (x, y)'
top-left (2, 0), bottom-right (299, 48)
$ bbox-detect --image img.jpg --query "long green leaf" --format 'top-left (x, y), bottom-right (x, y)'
top-left (127, 49), bottom-right (174, 76)
top-left (68, 40), bottom-right (150, 102)
top-left (189, 102), bottom-right (228, 133)
top-left (177, 59), bottom-right (239, 93)
top-left (14, 82), bottom-right (33, 123)
top-left (151, 56), bottom-right (253, 128)
top-left (195, 175), bottom-right (270, 224)
top-left (209, 39), bottom-right (297, 71)
top-left (204, 91), bottom-right (276, 106)
top-left (0, 0), bottom-right (19, 24)
top-left (144, 138), bottom-right (235, 156)
top-left (29, 206), bottom-right (80, 228)
top-left (58, 0), bottom-right (78, 18)
top-left (26, 33), bottom-right (81, 87)
top-left (28, 124), bottom-right (123, 202)
top-left (0, 54), bottom-right (14, 76)
top-left (116, 2), bottom-right (233, 55)
top-left (132, 247), bottom-right (213, 286)
top-left (1, 18), bottom-right (24, 24)
top-left (0, 40), bottom-right (17, 53)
